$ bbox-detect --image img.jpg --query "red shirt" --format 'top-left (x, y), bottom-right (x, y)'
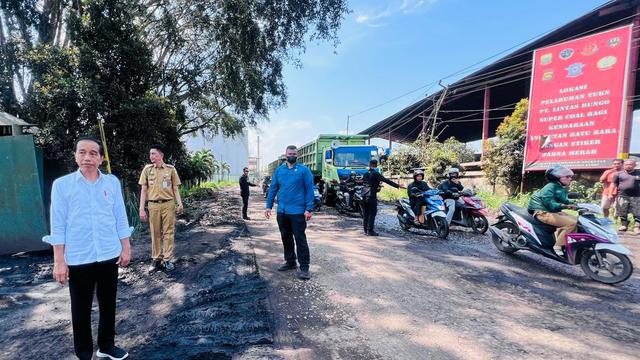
top-left (600, 169), bottom-right (619, 197)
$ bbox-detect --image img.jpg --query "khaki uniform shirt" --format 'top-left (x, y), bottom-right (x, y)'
top-left (138, 163), bottom-right (182, 201)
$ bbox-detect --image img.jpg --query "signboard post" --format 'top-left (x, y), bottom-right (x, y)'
top-left (523, 25), bottom-right (633, 171)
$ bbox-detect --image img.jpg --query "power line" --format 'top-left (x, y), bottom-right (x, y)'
top-left (352, 9), bottom-right (638, 124)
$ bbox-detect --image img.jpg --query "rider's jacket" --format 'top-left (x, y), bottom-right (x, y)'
top-left (438, 180), bottom-right (464, 200)
top-left (527, 182), bottom-right (574, 213)
top-left (407, 181), bottom-right (431, 207)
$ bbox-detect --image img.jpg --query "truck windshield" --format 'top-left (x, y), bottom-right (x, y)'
top-left (333, 148), bottom-right (373, 167)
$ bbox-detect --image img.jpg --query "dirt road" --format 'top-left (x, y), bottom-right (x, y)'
top-left (1, 188), bottom-right (639, 359)
top-left (246, 192), bottom-right (640, 360)
top-left (0, 189), bottom-right (277, 360)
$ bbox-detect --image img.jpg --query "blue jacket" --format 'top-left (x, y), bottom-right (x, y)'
top-left (266, 163), bottom-right (315, 214)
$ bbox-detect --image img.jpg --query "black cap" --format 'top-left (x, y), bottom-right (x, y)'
top-left (369, 159), bottom-right (378, 166)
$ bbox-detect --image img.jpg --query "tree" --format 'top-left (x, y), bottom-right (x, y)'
top-left (188, 149), bottom-right (216, 185)
top-left (138, 0), bottom-right (349, 138)
top-left (414, 135), bottom-right (474, 185)
top-left (387, 145), bottom-right (420, 176)
top-left (220, 161), bottom-right (231, 181)
top-left (482, 98), bottom-right (528, 194)
top-left (0, 0), bottom-right (349, 187)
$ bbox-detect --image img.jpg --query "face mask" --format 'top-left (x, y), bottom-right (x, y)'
top-left (287, 156), bottom-right (297, 164)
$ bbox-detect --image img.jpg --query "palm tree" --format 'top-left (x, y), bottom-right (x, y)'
top-left (189, 149), bottom-right (216, 185)
top-left (220, 161), bottom-right (231, 181)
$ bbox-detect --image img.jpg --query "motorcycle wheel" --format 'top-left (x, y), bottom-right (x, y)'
top-left (491, 221), bottom-right (519, 254)
top-left (433, 216), bottom-right (449, 239)
top-left (580, 249), bottom-right (633, 284)
top-left (397, 211), bottom-right (412, 231)
top-left (470, 215), bottom-right (489, 234)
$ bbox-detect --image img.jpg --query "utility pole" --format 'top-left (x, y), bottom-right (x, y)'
top-left (257, 135), bottom-right (260, 178)
top-left (430, 80), bottom-right (449, 140)
top-left (346, 115), bottom-right (350, 136)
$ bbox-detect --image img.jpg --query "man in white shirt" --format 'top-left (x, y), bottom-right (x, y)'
top-left (43, 137), bottom-right (132, 360)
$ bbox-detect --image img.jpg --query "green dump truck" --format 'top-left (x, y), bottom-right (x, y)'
top-left (267, 134), bottom-right (387, 205)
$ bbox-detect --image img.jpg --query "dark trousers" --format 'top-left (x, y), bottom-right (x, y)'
top-left (276, 213), bottom-right (310, 271)
top-left (241, 194), bottom-right (249, 218)
top-left (68, 257), bottom-right (119, 359)
top-left (362, 195), bottom-right (378, 232)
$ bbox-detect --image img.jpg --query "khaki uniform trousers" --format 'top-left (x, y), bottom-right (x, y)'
top-left (148, 201), bottom-right (176, 261)
top-left (534, 211), bottom-right (577, 247)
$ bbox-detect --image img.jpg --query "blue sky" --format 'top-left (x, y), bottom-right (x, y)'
top-left (248, 0), bottom-right (615, 163)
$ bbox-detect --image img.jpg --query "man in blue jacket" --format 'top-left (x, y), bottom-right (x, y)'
top-left (265, 145), bottom-right (315, 280)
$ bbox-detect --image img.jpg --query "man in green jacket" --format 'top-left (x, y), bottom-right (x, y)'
top-left (528, 166), bottom-right (578, 253)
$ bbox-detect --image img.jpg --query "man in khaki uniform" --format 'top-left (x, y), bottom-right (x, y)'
top-left (138, 144), bottom-right (183, 272)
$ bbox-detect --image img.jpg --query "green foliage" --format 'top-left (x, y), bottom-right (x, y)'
top-left (1, 0), bottom-right (349, 186)
top-left (378, 186), bottom-right (407, 202)
top-left (482, 98), bottom-right (528, 194)
top-left (387, 136), bottom-right (473, 185)
top-left (180, 180), bottom-right (237, 200)
top-left (414, 135), bottom-right (475, 185)
top-left (476, 190), bottom-right (532, 211)
top-left (186, 149), bottom-right (217, 185)
top-left (568, 178), bottom-right (603, 201)
top-left (387, 145), bottom-right (420, 176)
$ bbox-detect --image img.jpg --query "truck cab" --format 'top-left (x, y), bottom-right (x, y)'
top-left (322, 143), bottom-right (386, 205)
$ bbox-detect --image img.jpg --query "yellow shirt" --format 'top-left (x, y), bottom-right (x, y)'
top-left (138, 163), bottom-right (181, 201)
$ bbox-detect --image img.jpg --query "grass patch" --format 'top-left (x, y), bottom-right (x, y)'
top-left (180, 180), bottom-right (237, 200)
top-left (476, 190), bottom-right (532, 211)
top-left (378, 187), bottom-right (407, 202)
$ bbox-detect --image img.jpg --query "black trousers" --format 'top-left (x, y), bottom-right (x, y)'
top-left (241, 194), bottom-right (249, 217)
top-left (68, 257), bottom-right (119, 359)
top-left (362, 195), bottom-right (378, 232)
top-left (276, 213), bottom-right (310, 271)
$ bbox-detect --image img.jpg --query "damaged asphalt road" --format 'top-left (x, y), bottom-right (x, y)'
top-left (1, 188), bottom-right (640, 360)
top-left (0, 189), bottom-right (279, 360)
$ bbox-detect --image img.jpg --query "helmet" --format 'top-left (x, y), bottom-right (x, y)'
top-left (545, 165), bottom-right (574, 183)
top-left (413, 169), bottom-right (425, 180)
top-left (447, 167), bottom-right (460, 178)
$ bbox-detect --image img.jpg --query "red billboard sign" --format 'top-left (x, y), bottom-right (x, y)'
top-left (524, 25), bottom-right (633, 171)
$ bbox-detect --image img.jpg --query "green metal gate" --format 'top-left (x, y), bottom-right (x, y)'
top-left (0, 135), bottom-right (49, 254)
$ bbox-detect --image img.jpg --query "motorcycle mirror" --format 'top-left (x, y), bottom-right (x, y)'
top-left (567, 192), bottom-right (583, 199)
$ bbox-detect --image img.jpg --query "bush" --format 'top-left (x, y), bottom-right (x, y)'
top-left (482, 99), bottom-right (528, 194)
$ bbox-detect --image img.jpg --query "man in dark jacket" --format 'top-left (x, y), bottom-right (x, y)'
top-left (407, 169), bottom-right (431, 224)
top-left (362, 159), bottom-right (402, 236)
top-left (239, 167), bottom-right (257, 220)
top-left (438, 167), bottom-right (465, 225)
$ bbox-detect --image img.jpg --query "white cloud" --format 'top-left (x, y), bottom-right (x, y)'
top-left (356, 0), bottom-right (437, 27)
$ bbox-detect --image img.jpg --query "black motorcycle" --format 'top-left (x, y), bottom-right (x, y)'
top-left (335, 181), bottom-right (364, 217)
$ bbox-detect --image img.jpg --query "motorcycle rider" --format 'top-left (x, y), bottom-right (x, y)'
top-left (527, 165), bottom-right (578, 254)
top-left (340, 171), bottom-right (358, 209)
top-left (438, 167), bottom-right (465, 225)
top-left (407, 169), bottom-right (431, 225)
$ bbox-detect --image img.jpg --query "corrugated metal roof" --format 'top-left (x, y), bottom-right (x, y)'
top-left (0, 112), bottom-right (32, 126)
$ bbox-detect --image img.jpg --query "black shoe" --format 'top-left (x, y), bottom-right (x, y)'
top-left (367, 231), bottom-right (379, 236)
top-left (277, 263), bottom-right (297, 271)
top-left (148, 260), bottom-right (162, 273)
top-left (243, 216), bottom-right (251, 220)
top-left (163, 260), bottom-right (175, 271)
top-left (364, 230), bottom-right (369, 235)
top-left (298, 269), bottom-right (311, 280)
top-left (96, 345), bottom-right (129, 360)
